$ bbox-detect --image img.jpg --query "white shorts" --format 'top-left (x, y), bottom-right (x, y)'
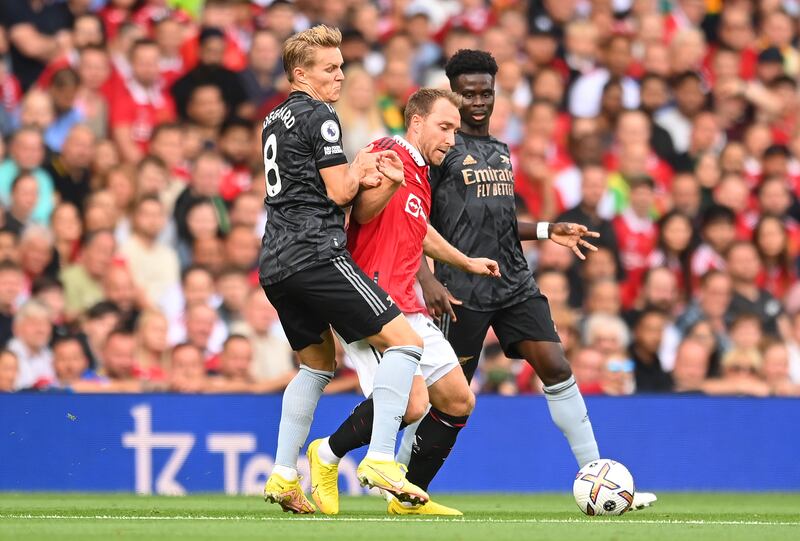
top-left (339, 312), bottom-right (460, 397)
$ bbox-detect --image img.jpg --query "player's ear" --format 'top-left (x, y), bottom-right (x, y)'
top-left (293, 66), bottom-right (305, 84)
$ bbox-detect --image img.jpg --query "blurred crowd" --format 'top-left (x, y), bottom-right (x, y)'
top-left (0, 0), bottom-right (799, 397)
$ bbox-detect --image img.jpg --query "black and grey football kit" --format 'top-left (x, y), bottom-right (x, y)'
top-left (429, 132), bottom-right (559, 380)
top-left (259, 91), bottom-right (399, 350)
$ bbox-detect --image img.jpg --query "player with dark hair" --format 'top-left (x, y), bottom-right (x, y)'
top-left (306, 88), bottom-right (500, 516)
top-left (414, 49), bottom-right (657, 508)
top-left (260, 25), bottom-right (430, 514)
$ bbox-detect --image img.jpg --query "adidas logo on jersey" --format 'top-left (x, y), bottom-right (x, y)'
top-left (462, 154), bottom-right (477, 166)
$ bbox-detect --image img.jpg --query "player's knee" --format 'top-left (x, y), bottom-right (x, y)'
top-left (439, 387), bottom-right (475, 417)
top-left (404, 399), bottom-right (428, 424)
top-left (540, 360), bottom-right (573, 387)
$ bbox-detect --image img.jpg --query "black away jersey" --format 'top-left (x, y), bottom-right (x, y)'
top-left (429, 132), bottom-right (537, 310)
top-left (259, 91), bottom-right (350, 285)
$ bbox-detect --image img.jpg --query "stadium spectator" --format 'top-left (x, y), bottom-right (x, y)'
top-left (0, 260), bottom-right (23, 347)
top-left (8, 299), bottom-right (52, 390)
top-left (671, 338), bottom-right (712, 393)
top-left (760, 339), bottom-right (800, 397)
top-left (215, 268), bottom-right (248, 328)
top-left (97, 329), bottom-right (141, 392)
top-left (223, 225), bottom-right (258, 273)
top-left (569, 347), bottom-right (604, 395)
top-left (0, 126), bottom-right (55, 224)
top-left (648, 211), bottom-right (696, 299)
top-left (599, 355), bottom-right (636, 396)
top-left (478, 342), bottom-right (517, 396)
top-left (230, 288), bottom-right (294, 383)
top-left (102, 263), bottom-right (142, 330)
top-left (60, 229), bottom-right (115, 319)
top-left (171, 26), bottom-right (247, 121)
top-left (703, 347), bottom-right (770, 397)
top-left (4, 172), bottom-right (38, 236)
top-left (110, 38), bottom-right (176, 164)
top-left (118, 196), bottom-right (180, 305)
top-left (168, 342), bottom-right (208, 394)
top-left (584, 278), bottom-right (622, 317)
top-left (47, 335), bottom-right (94, 391)
top-left (134, 309), bottom-right (169, 382)
top-left (691, 204), bottom-right (736, 280)
top-left (725, 241), bottom-right (786, 337)
top-left (78, 301), bottom-right (120, 370)
top-left (583, 313), bottom-right (630, 360)
top-left (18, 224), bottom-right (57, 288)
top-left (629, 309), bottom-right (672, 393)
top-left (43, 124), bottom-right (94, 211)
top-left (336, 65), bottom-right (388, 161)
top-left (0, 349), bottom-right (18, 393)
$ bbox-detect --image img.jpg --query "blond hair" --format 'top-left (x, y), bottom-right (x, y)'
top-left (403, 88), bottom-right (462, 128)
top-left (282, 25), bottom-right (342, 82)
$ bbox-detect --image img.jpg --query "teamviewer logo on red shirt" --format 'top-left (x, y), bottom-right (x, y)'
top-left (405, 193), bottom-right (425, 219)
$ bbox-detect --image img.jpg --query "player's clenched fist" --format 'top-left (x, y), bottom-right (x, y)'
top-left (465, 257), bottom-right (501, 278)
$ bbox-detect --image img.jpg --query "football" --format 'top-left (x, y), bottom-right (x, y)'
top-left (573, 459), bottom-right (636, 516)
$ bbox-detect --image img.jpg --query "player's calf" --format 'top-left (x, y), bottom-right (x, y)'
top-left (404, 368), bottom-right (473, 491)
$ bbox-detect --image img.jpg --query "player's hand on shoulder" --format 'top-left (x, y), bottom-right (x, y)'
top-left (466, 257), bottom-right (501, 278)
top-left (375, 149), bottom-right (406, 185)
top-left (419, 276), bottom-right (462, 322)
top-left (549, 222), bottom-right (600, 261)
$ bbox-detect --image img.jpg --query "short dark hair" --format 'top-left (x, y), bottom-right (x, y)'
top-left (221, 116), bottom-right (253, 136)
top-left (129, 38), bottom-right (159, 59)
top-left (701, 204), bottom-right (736, 228)
top-left (670, 70), bottom-right (703, 88)
top-left (85, 301), bottom-right (121, 321)
top-left (445, 49), bottom-right (498, 83)
top-left (223, 334), bottom-right (250, 350)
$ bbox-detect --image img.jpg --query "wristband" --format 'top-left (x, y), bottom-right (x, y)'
top-left (537, 222), bottom-right (550, 240)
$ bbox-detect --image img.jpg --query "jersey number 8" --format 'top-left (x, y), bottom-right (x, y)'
top-left (263, 133), bottom-right (282, 197)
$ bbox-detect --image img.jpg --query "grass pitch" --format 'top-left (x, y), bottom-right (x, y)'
top-left (1, 493), bottom-right (798, 541)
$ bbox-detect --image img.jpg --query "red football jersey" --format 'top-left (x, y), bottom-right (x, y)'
top-left (347, 136), bottom-right (430, 315)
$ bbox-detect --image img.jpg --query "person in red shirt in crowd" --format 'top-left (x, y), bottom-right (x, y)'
top-left (110, 38), bottom-right (176, 163)
top-left (179, 0), bottom-right (247, 73)
top-left (35, 13), bottom-right (105, 90)
top-left (614, 175), bottom-right (657, 309)
top-left (218, 117), bottom-right (253, 203)
top-left (99, 0), bottom-right (138, 42)
top-left (514, 133), bottom-right (563, 221)
top-left (706, 6), bottom-right (758, 81)
top-left (691, 204), bottom-right (737, 281)
top-left (753, 215), bottom-right (797, 300)
top-left (153, 16), bottom-right (187, 88)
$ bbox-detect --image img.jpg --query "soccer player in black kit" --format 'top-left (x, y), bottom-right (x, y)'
top-left (260, 25), bottom-right (430, 513)
top-left (413, 49), bottom-right (656, 509)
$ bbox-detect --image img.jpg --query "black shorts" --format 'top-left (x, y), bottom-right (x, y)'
top-left (262, 255), bottom-right (401, 351)
top-left (439, 292), bottom-right (560, 382)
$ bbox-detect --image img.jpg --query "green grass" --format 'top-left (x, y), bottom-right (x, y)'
top-left (1, 493), bottom-right (799, 541)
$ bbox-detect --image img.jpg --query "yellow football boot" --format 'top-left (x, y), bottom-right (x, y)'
top-left (306, 438), bottom-right (340, 515)
top-left (387, 497), bottom-right (463, 516)
top-left (263, 473), bottom-right (316, 514)
top-left (356, 458), bottom-right (429, 505)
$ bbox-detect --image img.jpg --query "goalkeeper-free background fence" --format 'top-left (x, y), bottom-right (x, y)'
top-left (0, 394), bottom-right (797, 493)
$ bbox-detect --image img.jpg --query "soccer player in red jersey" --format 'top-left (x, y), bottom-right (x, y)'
top-left (306, 88), bottom-right (501, 516)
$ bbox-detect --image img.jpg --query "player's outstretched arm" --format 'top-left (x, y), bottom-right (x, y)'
top-left (351, 150), bottom-right (406, 224)
top-left (518, 221), bottom-right (600, 260)
top-left (423, 224), bottom-right (501, 277)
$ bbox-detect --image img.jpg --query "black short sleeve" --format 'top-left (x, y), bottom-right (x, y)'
top-left (308, 104), bottom-right (348, 170)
